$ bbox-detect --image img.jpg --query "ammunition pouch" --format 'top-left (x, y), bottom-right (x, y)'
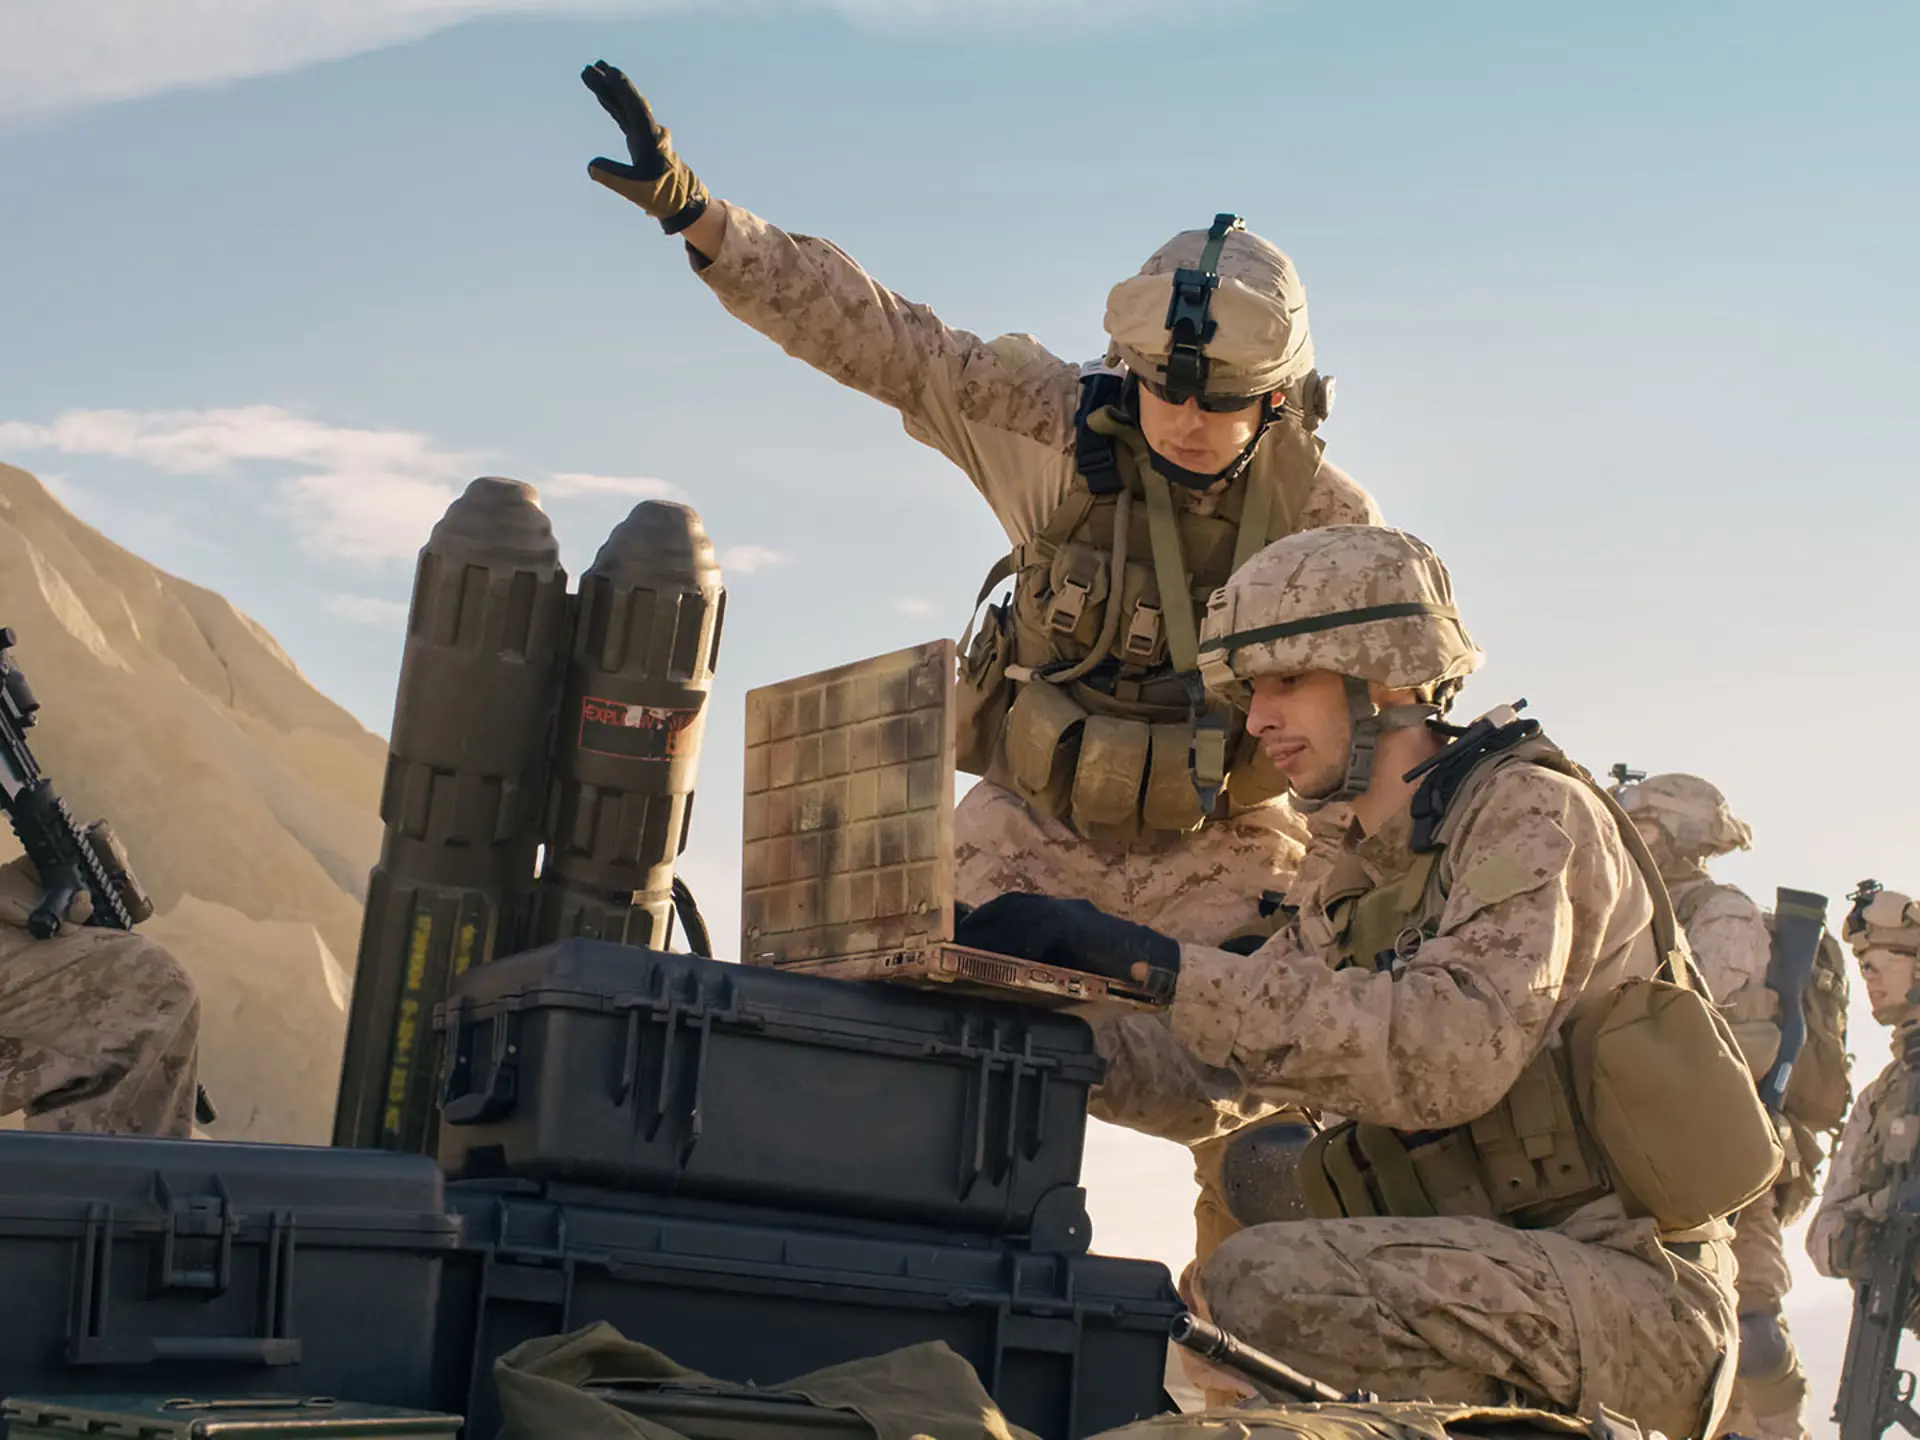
top-left (1003, 679), bottom-right (1085, 816)
top-left (1072, 715), bottom-right (1151, 830)
top-left (1300, 1046), bottom-right (1610, 1226)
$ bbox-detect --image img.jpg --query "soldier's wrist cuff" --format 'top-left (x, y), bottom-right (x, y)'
top-left (659, 189), bottom-right (709, 235)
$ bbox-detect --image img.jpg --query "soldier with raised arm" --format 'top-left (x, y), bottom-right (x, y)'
top-left (578, 61), bottom-right (1379, 941)
top-left (955, 525), bottom-right (1780, 1438)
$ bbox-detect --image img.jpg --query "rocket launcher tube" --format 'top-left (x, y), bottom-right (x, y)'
top-left (333, 478), bottom-right (570, 1154)
top-left (532, 500), bottom-right (724, 950)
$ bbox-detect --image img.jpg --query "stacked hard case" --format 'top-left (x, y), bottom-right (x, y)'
top-left (0, 1133), bottom-right (457, 1412)
top-left (430, 940), bottom-right (1181, 1439)
top-left (0, 945), bottom-right (1178, 1440)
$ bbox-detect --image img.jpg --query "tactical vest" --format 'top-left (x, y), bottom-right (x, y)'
top-left (955, 374), bottom-right (1324, 844)
top-left (1826, 1064), bottom-right (1916, 1278)
top-left (1298, 730), bottom-right (1781, 1236)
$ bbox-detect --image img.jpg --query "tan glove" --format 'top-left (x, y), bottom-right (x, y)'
top-left (581, 60), bottom-right (709, 233)
top-left (0, 854), bottom-right (91, 932)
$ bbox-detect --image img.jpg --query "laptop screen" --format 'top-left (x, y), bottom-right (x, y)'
top-left (741, 640), bottom-right (956, 965)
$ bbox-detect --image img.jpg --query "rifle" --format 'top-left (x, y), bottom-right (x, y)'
top-left (1169, 1312), bottom-right (1374, 1404)
top-left (0, 627), bottom-right (215, 1125)
top-left (1835, 879), bottom-right (1920, 1440)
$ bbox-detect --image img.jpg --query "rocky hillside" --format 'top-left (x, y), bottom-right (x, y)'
top-left (0, 463), bottom-right (382, 1143)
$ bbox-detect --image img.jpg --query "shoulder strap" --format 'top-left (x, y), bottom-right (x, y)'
top-left (1245, 415), bottom-right (1325, 543)
top-left (1073, 372), bottom-right (1127, 497)
top-left (1230, 476), bottom-right (1274, 576)
top-left (957, 550), bottom-right (1019, 653)
top-left (1138, 463), bottom-right (1201, 674)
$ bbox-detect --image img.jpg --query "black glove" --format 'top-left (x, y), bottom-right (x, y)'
top-left (581, 61), bottom-right (709, 233)
top-left (953, 894), bottom-right (1181, 1002)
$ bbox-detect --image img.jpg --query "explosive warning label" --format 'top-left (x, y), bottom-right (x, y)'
top-left (579, 696), bottom-right (700, 760)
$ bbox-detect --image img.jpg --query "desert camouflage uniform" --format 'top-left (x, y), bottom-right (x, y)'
top-left (1808, 1052), bottom-right (1908, 1283)
top-left (0, 857), bottom-right (199, 1137)
top-left (688, 203), bottom-right (1374, 935)
top-left (1095, 762), bottom-right (1737, 1439)
top-left (1669, 876), bottom-right (1805, 1440)
top-left (1612, 769), bottom-right (1806, 1440)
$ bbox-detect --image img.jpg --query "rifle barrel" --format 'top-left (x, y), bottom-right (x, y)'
top-left (1169, 1312), bottom-right (1355, 1404)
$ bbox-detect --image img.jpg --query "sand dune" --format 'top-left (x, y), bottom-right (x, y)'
top-left (0, 463), bottom-right (378, 1142)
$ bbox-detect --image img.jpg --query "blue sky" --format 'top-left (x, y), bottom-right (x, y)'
top-left (3, 0), bottom-right (1917, 1418)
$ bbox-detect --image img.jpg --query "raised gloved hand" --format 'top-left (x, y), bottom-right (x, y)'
top-left (581, 60), bottom-right (710, 233)
top-left (953, 893), bottom-right (1181, 1002)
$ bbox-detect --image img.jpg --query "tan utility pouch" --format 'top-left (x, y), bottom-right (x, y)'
top-left (1774, 1112), bottom-right (1823, 1224)
top-left (1566, 971), bottom-right (1784, 1233)
top-left (1071, 715), bottom-right (1150, 830)
top-left (955, 555), bottom-right (1018, 777)
top-left (1143, 722), bottom-right (1207, 832)
top-left (1003, 679), bottom-right (1085, 816)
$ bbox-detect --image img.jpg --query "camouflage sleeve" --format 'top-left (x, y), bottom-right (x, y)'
top-left (691, 203), bottom-right (1081, 541)
top-left (1165, 766), bottom-right (1639, 1130)
top-left (1685, 890), bottom-right (1775, 1014)
top-left (1295, 457), bottom-right (1382, 528)
top-left (1808, 1064), bottom-right (1893, 1278)
top-left (1086, 1009), bottom-right (1286, 1146)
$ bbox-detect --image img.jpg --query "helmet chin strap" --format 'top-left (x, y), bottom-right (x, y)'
top-left (1123, 376), bottom-right (1277, 492)
top-left (1304, 675), bottom-right (1440, 805)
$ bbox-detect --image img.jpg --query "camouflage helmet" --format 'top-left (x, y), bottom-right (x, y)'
top-left (1611, 774), bottom-right (1752, 860)
top-left (1198, 526), bottom-right (1482, 803)
top-left (1103, 214), bottom-right (1316, 403)
top-left (1198, 526), bottom-right (1483, 700)
top-left (1843, 883), bottom-right (1920, 958)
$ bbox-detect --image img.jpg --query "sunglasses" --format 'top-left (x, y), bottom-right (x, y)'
top-left (1138, 377), bottom-right (1266, 414)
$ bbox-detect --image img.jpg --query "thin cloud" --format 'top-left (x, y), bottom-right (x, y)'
top-left (0, 405), bottom-right (471, 564)
top-left (893, 597), bottom-right (939, 618)
top-left (0, 404), bottom-right (672, 565)
top-left (543, 472), bottom-right (682, 500)
top-left (0, 0), bottom-right (1174, 128)
top-left (720, 544), bottom-right (787, 575)
top-left (323, 593), bottom-right (412, 626)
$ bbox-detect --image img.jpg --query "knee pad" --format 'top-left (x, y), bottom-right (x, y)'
top-left (1221, 1121), bottom-right (1317, 1226)
top-left (1737, 1311), bottom-right (1792, 1383)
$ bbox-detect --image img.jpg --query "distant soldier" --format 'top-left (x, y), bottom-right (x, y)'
top-left (958, 526), bottom-right (1778, 1440)
top-left (1809, 885), bottom-right (1920, 1288)
top-left (580, 60), bottom-right (1377, 1361)
top-left (0, 855), bottom-right (201, 1136)
top-left (1612, 774), bottom-right (1845, 1440)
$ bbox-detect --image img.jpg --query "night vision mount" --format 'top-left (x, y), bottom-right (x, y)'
top-left (1160, 212), bottom-right (1244, 404)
